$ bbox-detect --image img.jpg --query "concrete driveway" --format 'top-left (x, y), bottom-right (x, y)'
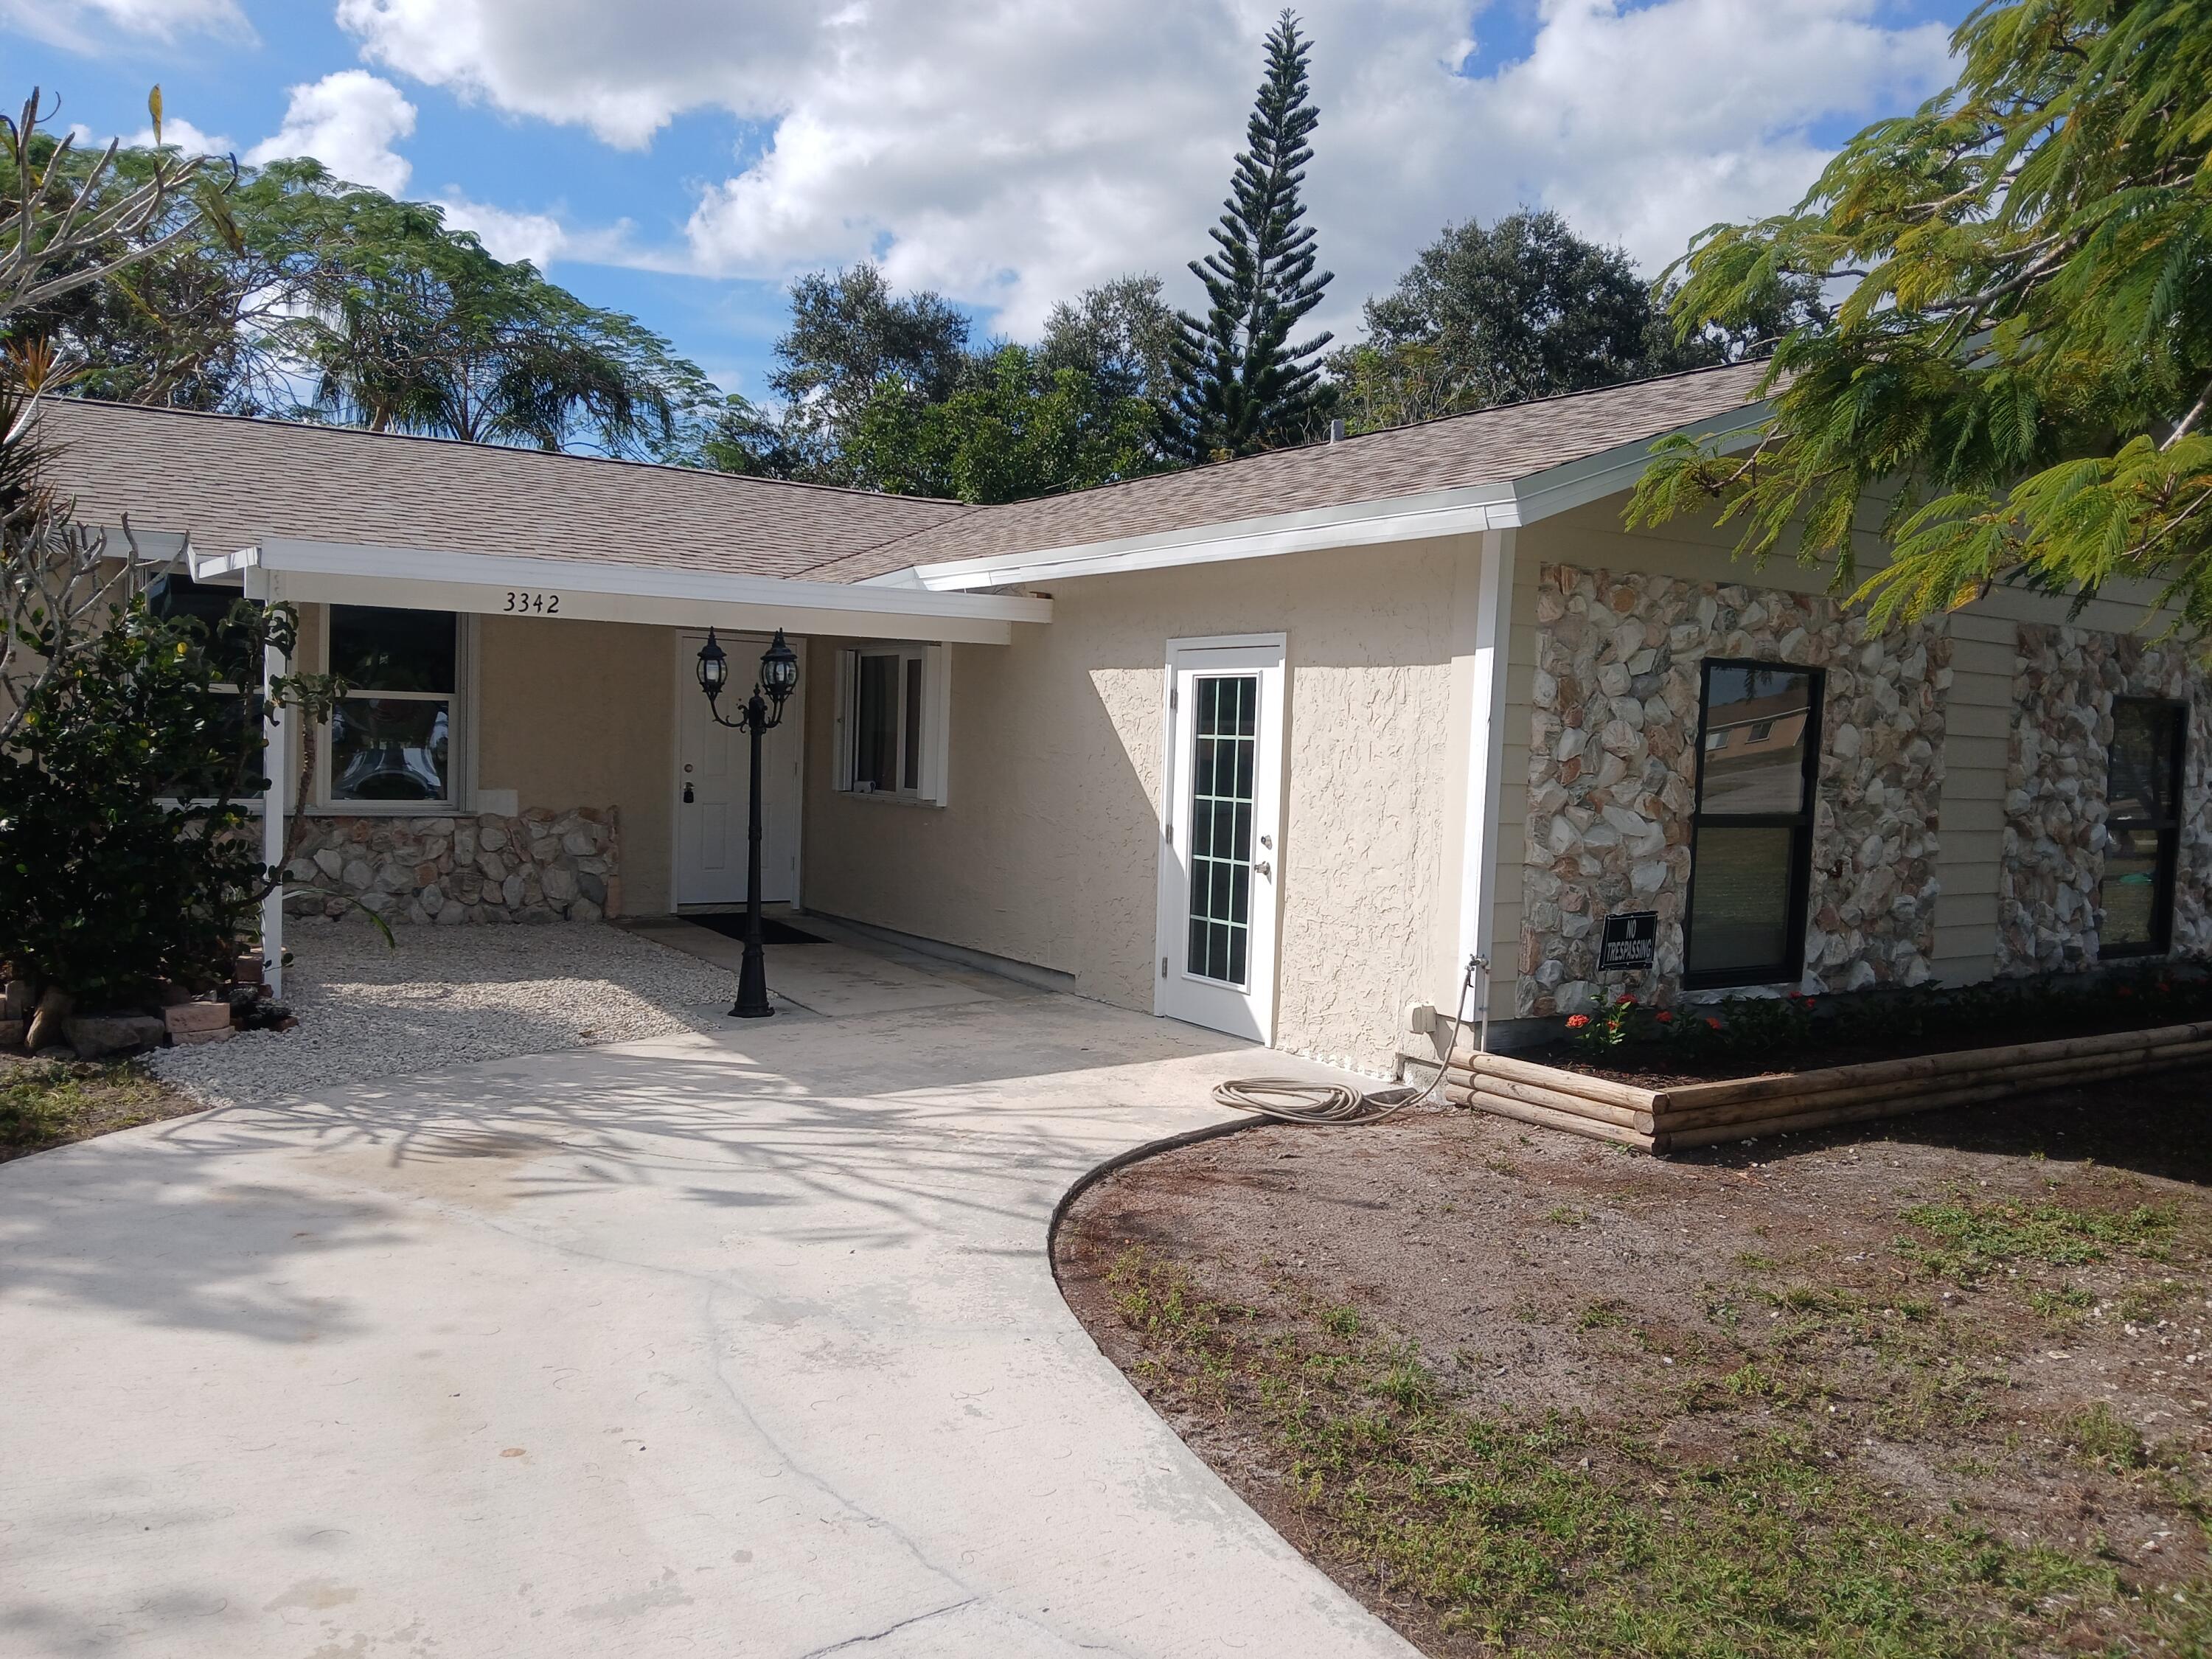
top-left (1, 947), bottom-right (1416, 1658)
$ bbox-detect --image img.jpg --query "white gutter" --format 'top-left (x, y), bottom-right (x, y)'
top-left (904, 403), bottom-right (1769, 594)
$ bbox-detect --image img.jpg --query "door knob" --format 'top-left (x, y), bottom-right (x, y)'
top-left (1254, 858), bottom-right (1273, 878)
top-left (683, 782), bottom-right (695, 804)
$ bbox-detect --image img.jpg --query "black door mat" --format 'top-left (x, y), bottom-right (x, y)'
top-left (686, 913), bottom-right (828, 945)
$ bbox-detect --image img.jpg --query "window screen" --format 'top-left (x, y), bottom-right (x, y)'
top-left (854, 653), bottom-right (900, 790)
top-left (1683, 661), bottom-right (1821, 987)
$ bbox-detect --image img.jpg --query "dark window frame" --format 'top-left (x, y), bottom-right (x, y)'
top-left (2101, 695), bottom-right (2187, 959)
top-left (1681, 658), bottom-right (1825, 991)
top-left (325, 602), bottom-right (459, 807)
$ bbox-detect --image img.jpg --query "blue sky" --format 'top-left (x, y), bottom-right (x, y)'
top-left (3, 0), bottom-right (1975, 399)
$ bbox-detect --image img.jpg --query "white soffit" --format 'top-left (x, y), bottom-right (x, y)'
top-left (207, 538), bottom-right (1049, 645)
top-left (901, 403), bottom-right (1771, 593)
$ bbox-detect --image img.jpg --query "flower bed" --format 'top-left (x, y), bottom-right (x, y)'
top-left (1447, 972), bottom-right (2212, 1152)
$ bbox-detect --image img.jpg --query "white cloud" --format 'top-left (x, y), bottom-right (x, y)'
top-left (340, 0), bottom-right (1956, 340)
top-left (434, 193), bottom-right (566, 265)
top-left (125, 114), bottom-right (234, 156)
top-left (245, 70), bottom-right (416, 195)
top-left (0, 0), bottom-right (249, 51)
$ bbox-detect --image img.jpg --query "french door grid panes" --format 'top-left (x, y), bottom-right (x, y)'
top-left (1186, 672), bottom-right (1258, 987)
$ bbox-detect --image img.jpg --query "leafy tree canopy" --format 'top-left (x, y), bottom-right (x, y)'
top-left (842, 343), bottom-right (1166, 504)
top-left (1631, 0), bottom-right (2212, 637)
top-left (759, 263), bottom-right (973, 476)
top-left (709, 266), bottom-right (1175, 498)
top-left (1332, 209), bottom-right (1824, 432)
top-left (4, 141), bottom-right (717, 459)
top-left (1167, 10), bottom-right (1335, 460)
top-left (1040, 274), bottom-right (1178, 406)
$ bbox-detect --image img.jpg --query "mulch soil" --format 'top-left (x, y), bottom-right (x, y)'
top-left (1531, 1009), bottom-right (2211, 1088)
top-left (1057, 1070), bottom-right (2212, 1656)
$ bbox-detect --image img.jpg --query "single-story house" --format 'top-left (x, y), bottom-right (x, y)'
top-left (36, 361), bottom-right (2210, 1075)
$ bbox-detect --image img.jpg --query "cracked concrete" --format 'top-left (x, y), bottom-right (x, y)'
top-left (0, 959), bottom-right (1416, 1658)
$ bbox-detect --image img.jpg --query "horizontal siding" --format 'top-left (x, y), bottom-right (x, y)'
top-left (1945, 701), bottom-right (2015, 740)
top-left (1928, 611), bottom-right (2018, 986)
top-left (1940, 829), bottom-right (2006, 863)
top-left (1943, 733), bottom-right (2012, 772)
top-left (1935, 891), bottom-right (2001, 927)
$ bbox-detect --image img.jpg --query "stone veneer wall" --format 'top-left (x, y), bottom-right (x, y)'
top-left (1997, 625), bottom-right (2212, 973)
top-left (1518, 566), bottom-right (1952, 1016)
top-left (285, 807), bottom-right (622, 925)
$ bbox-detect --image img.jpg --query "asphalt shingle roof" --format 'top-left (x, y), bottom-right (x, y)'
top-left (804, 359), bottom-right (1771, 580)
top-left (34, 360), bottom-right (1767, 586)
top-left (33, 398), bottom-right (967, 581)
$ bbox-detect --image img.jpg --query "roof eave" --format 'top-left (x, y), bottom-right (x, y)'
top-left (902, 402), bottom-right (1771, 594)
top-left (209, 538), bottom-right (1051, 644)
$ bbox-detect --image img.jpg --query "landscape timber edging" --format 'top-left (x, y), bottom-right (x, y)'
top-left (1441, 1019), bottom-right (2212, 1152)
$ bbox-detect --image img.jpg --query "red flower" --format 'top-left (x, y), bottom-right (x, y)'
top-left (2118, 985), bottom-right (2133, 996)
top-left (1566, 1014), bottom-right (1592, 1030)
top-left (1656, 1011), bottom-right (1674, 1023)
top-left (1706, 1017), bottom-right (1723, 1031)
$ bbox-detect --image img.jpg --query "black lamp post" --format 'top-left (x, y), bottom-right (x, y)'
top-left (696, 626), bottom-right (800, 1018)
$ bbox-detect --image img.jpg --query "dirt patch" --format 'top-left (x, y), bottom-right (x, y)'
top-left (0, 1054), bottom-right (204, 1163)
top-left (1057, 1071), bottom-right (2212, 1656)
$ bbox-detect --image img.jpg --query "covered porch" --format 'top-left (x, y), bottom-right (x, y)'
top-left (188, 535), bottom-right (1049, 995)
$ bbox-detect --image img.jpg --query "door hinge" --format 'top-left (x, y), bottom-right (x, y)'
top-left (1164, 821), bottom-right (1173, 845)
top-left (1168, 685), bottom-right (1178, 711)
top-left (1161, 955), bottom-right (1169, 978)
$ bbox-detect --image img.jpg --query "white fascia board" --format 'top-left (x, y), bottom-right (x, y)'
top-left (187, 543), bottom-right (259, 581)
top-left (909, 400), bottom-right (1773, 593)
top-left (1503, 403), bottom-right (1771, 526)
top-left (250, 538), bottom-right (1048, 644)
top-left (912, 481), bottom-right (1519, 591)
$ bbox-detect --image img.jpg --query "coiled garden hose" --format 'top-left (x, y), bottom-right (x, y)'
top-left (1211, 956), bottom-right (1484, 1127)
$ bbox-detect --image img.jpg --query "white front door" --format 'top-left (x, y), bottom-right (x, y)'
top-left (1154, 635), bottom-right (1287, 1043)
top-left (675, 631), bottom-right (803, 907)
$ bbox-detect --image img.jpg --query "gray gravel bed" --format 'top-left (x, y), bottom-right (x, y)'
top-left (150, 919), bottom-right (735, 1107)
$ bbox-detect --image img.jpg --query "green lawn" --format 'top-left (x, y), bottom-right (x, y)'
top-left (0, 1057), bottom-right (201, 1162)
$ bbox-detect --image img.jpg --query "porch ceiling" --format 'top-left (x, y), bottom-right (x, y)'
top-left (194, 537), bottom-right (1048, 646)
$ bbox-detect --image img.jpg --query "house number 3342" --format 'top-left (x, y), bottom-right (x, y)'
top-left (503, 591), bottom-right (561, 614)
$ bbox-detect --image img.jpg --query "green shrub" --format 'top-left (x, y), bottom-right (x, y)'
top-left (0, 594), bottom-right (338, 1006)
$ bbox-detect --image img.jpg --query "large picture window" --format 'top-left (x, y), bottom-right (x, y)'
top-left (327, 605), bottom-right (456, 803)
top-left (1683, 661), bottom-right (1823, 988)
top-left (2101, 697), bottom-right (2185, 956)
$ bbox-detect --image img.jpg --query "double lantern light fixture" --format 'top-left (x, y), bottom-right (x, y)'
top-left (693, 627), bottom-right (800, 1018)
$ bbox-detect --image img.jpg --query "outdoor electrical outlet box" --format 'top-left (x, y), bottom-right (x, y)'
top-left (1403, 1001), bottom-right (1436, 1038)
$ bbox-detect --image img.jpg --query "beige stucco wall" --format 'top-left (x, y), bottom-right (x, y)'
top-left (473, 615), bottom-right (675, 915)
top-left (800, 539), bottom-right (1479, 1071)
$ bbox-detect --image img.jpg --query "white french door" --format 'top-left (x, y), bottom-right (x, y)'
top-left (1154, 635), bottom-right (1287, 1043)
top-left (674, 631), bottom-right (803, 907)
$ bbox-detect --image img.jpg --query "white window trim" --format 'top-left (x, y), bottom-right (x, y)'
top-left (311, 604), bottom-right (473, 816)
top-left (832, 641), bottom-right (948, 807)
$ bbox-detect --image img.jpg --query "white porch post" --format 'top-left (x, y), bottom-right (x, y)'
top-left (249, 568), bottom-right (288, 998)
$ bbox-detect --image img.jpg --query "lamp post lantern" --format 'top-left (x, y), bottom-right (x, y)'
top-left (695, 626), bottom-right (799, 1018)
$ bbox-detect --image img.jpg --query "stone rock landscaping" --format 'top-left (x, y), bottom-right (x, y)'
top-left (147, 919), bottom-right (735, 1107)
